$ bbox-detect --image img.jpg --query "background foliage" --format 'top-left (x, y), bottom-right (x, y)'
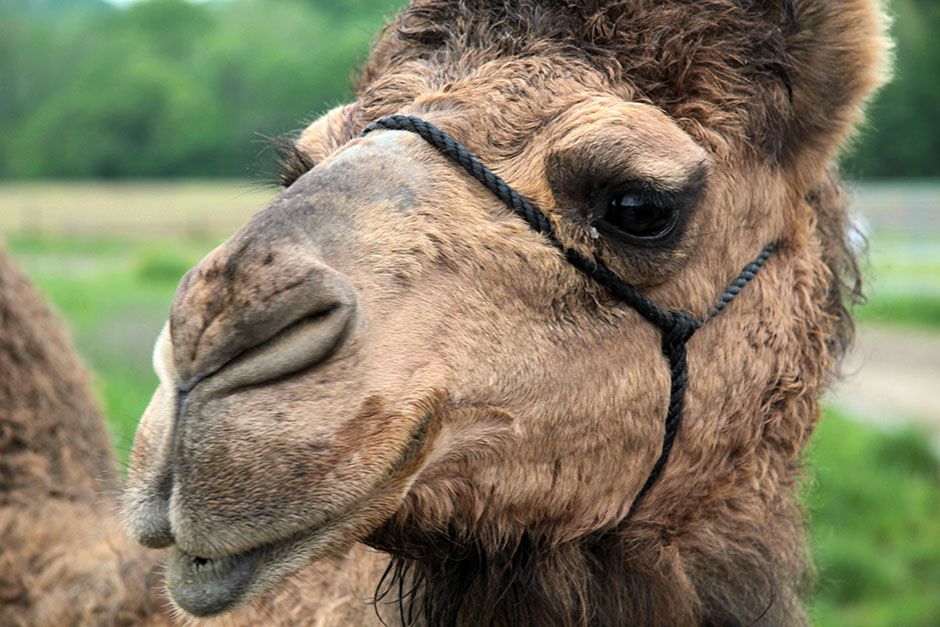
top-left (2, 0), bottom-right (939, 179)
top-left (0, 0), bottom-right (403, 179)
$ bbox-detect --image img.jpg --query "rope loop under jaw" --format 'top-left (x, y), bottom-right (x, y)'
top-left (360, 115), bottom-right (776, 515)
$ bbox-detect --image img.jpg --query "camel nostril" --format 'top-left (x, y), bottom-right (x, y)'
top-left (295, 305), bottom-right (337, 327)
top-left (191, 297), bottom-right (355, 396)
top-left (170, 250), bottom-right (358, 391)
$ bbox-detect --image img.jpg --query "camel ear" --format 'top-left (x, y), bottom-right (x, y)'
top-left (782, 0), bottom-right (891, 175)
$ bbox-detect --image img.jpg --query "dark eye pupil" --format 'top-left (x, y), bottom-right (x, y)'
top-left (606, 194), bottom-right (675, 238)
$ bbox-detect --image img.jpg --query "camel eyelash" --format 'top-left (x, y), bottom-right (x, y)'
top-left (275, 137), bottom-right (317, 188)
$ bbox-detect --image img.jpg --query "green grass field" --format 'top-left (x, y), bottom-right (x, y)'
top-left (2, 181), bottom-right (939, 626)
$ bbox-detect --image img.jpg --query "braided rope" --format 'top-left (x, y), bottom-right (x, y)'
top-left (706, 243), bottom-right (775, 321)
top-left (361, 115), bottom-right (775, 515)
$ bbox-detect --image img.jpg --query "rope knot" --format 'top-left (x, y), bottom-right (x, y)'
top-left (661, 311), bottom-right (698, 348)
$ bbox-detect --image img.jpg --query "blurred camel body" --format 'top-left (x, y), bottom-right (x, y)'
top-left (2, 0), bottom-right (888, 625)
top-left (0, 251), bottom-right (165, 625)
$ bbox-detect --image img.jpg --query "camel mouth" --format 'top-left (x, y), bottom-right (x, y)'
top-left (167, 544), bottom-right (265, 617)
top-left (166, 520), bottom-right (334, 617)
top-left (166, 511), bottom-right (347, 617)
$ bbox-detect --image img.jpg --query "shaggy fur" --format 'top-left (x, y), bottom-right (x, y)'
top-left (4, 1), bottom-right (888, 625)
top-left (0, 251), bottom-right (165, 626)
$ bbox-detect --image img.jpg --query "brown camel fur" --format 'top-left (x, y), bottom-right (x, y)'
top-left (3, 0), bottom-right (888, 625)
top-left (0, 251), bottom-right (162, 625)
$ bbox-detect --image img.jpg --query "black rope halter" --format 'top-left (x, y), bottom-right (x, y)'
top-left (362, 115), bottom-right (774, 513)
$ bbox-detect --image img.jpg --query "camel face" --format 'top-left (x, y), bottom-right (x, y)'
top-left (122, 1), bottom-right (889, 619)
top-left (127, 92), bottom-right (720, 614)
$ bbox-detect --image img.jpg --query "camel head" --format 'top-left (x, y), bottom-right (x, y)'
top-left (123, 0), bottom-right (888, 622)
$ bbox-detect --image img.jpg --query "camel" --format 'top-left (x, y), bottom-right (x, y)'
top-left (1, 0), bottom-right (889, 625)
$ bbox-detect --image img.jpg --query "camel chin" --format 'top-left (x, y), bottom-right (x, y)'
top-left (165, 521), bottom-right (320, 616)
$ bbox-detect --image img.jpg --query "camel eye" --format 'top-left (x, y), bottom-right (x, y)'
top-left (601, 192), bottom-right (678, 240)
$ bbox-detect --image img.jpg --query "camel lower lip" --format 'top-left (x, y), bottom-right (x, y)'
top-left (167, 545), bottom-right (264, 617)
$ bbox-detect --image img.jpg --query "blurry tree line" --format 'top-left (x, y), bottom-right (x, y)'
top-left (0, 0), bottom-right (404, 178)
top-left (0, 0), bottom-right (937, 180)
